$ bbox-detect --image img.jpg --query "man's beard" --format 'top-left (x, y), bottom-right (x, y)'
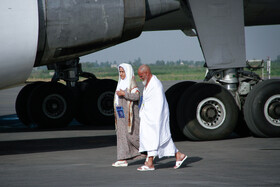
top-left (142, 79), bottom-right (147, 86)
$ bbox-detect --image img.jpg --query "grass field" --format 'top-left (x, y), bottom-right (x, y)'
top-left (27, 62), bottom-right (280, 82)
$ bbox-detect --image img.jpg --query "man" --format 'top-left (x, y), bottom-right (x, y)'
top-left (137, 64), bottom-right (187, 171)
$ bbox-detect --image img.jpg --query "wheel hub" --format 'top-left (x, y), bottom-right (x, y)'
top-left (43, 94), bottom-right (67, 119)
top-left (197, 97), bottom-right (226, 129)
top-left (201, 105), bottom-right (218, 122)
top-left (98, 91), bottom-right (114, 116)
top-left (268, 102), bottom-right (280, 119)
top-left (264, 95), bottom-right (280, 126)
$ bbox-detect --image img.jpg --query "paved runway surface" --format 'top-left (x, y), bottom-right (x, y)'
top-left (0, 82), bottom-right (280, 186)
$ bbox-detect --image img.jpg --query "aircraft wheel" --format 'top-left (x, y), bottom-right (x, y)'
top-left (78, 79), bottom-right (117, 126)
top-left (177, 83), bottom-right (239, 140)
top-left (75, 78), bottom-right (99, 125)
top-left (244, 79), bottom-right (280, 137)
top-left (28, 82), bottom-right (76, 128)
top-left (15, 82), bottom-right (45, 126)
top-left (165, 81), bottom-right (196, 140)
top-left (77, 77), bottom-right (98, 92)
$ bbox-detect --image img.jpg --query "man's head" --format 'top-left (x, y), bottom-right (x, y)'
top-left (138, 65), bottom-right (152, 86)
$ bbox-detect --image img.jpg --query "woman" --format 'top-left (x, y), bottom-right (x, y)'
top-left (112, 63), bottom-right (141, 167)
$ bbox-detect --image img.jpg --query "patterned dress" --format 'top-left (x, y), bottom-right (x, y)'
top-left (115, 89), bottom-right (141, 160)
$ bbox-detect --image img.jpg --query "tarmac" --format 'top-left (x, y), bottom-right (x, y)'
top-left (0, 82), bottom-right (280, 186)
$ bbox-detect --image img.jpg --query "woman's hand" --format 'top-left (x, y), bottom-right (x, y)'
top-left (116, 89), bottom-right (125, 96)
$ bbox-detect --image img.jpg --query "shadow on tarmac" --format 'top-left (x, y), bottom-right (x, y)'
top-left (0, 114), bottom-right (240, 158)
top-left (0, 135), bottom-right (116, 156)
top-left (0, 114), bottom-right (117, 156)
top-left (0, 114), bottom-right (115, 133)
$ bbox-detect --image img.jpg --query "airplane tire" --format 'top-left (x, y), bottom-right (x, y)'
top-left (28, 82), bottom-right (76, 128)
top-left (15, 82), bottom-right (45, 126)
top-left (165, 81), bottom-right (196, 140)
top-left (177, 83), bottom-right (239, 140)
top-left (78, 79), bottom-right (117, 126)
top-left (244, 79), bottom-right (280, 137)
top-left (77, 78), bottom-right (99, 92)
top-left (75, 78), bottom-right (99, 125)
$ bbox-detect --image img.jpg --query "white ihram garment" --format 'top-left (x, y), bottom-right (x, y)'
top-left (139, 75), bottom-right (178, 158)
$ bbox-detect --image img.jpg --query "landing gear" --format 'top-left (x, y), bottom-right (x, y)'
top-left (244, 79), bottom-right (280, 137)
top-left (176, 83), bottom-right (239, 140)
top-left (166, 68), bottom-right (280, 140)
top-left (16, 58), bottom-right (117, 128)
top-left (76, 79), bottom-right (117, 126)
top-left (28, 82), bottom-right (76, 128)
top-left (165, 81), bottom-right (196, 140)
top-left (15, 82), bottom-right (44, 126)
top-left (16, 82), bottom-right (75, 128)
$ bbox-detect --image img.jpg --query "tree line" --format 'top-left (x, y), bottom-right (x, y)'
top-left (80, 57), bottom-right (205, 68)
top-left (29, 56), bottom-right (280, 81)
top-left (81, 56), bottom-right (280, 68)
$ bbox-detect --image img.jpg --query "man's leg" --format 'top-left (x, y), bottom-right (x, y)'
top-left (137, 150), bottom-right (156, 171)
top-left (146, 150), bottom-right (157, 168)
top-left (175, 151), bottom-right (186, 161)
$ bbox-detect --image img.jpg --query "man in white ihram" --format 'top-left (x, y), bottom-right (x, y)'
top-left (137, 64), bottom-right (187, 171)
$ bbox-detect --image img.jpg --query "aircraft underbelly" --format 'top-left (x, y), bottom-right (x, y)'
top-left (0, 0), bottom-right (38, 89)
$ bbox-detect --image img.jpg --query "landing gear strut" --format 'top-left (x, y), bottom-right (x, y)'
top-left (16, 58), bottom-right (117, 128)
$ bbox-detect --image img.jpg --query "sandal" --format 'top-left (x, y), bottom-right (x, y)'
top-left (137, 165), bottom-right (155, 171)
top-left (174, 155), bottom-right (188, 169)
top-left (112, 160), bottom-right (128, 167)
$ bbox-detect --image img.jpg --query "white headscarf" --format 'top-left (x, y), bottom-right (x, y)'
top-left (114, 63), bottom-right (138, 105)
top-left (116, 64), bottom-right (129, 91)
top-left (114, 63), bottom-right (139, 133)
